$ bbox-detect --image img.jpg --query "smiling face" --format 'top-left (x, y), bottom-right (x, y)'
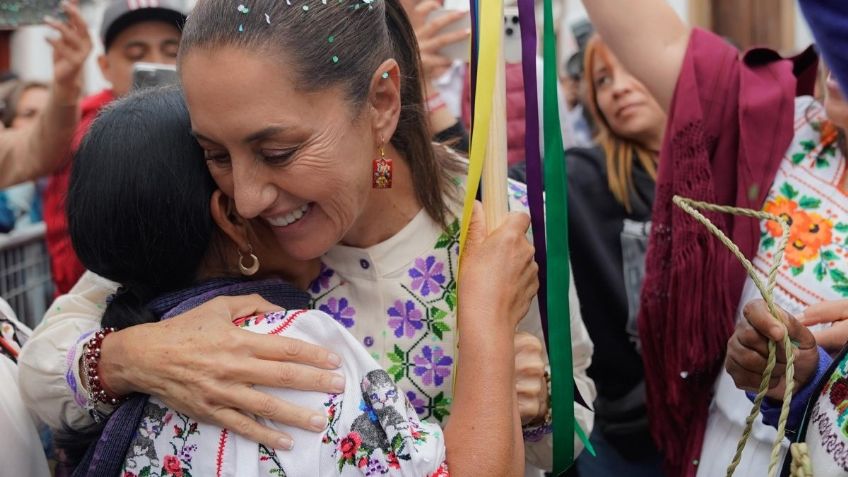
top-left (181, 47), bottom-right (378, 261)
top-left (588, 45), bottom-right (666, 150)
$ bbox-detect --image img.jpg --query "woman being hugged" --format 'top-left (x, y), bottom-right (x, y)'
top-left (18, 1), bottom-right (595, 475)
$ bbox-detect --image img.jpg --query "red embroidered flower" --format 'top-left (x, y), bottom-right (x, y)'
top-left (429, 462), bottom-right (450, 477)
top-left (358, 456), bottom-right (368, 468)
top-left (173, 425), bottom-right (183, 438)
top-left (339, 432), bottom-right (362, 459)
top-left (387, 451), bottom-right (400, 469)
top-left (123, 472), bottom-right (138, 477)
top-left (411, 428), bottom-right (422, 440)
top-left (830, 379), bottom-right (848, 407)
top-left (188, 422), bottom-right (198, 434)
top-left (162, 455), bottom-right (183, 477)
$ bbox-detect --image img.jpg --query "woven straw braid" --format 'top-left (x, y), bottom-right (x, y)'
top-left (672, 196), bottom-right (797, 477)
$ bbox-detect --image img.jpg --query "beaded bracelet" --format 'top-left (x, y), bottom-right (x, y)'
top-left (82, 327), bottom-right (126, 407)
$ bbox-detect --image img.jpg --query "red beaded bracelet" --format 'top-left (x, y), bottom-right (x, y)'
top-left (83, 327), bottom-right (126, 406)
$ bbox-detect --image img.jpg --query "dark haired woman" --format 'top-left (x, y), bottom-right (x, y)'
top-left (62, 86), bottom-right (537, 476)
top-left (19, 3), bottom-right (595, 474)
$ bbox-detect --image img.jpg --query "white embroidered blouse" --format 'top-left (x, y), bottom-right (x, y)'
top-left (122, 308), bottom-right (449, 477)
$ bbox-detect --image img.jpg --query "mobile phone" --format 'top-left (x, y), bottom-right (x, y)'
top-left (426, 8), bottom-right (471, 62)
top-left (0, 0), bottom-right (65, 29)
top-left (132, 63), bottom-right (179, 91)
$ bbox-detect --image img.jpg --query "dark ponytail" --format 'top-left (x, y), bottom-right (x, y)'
top-left (180, 0), bottom-right (463, 229)
top-left (68, 86), bottom-right (217, 332)
top-left (58, 86), bottom-right (218, 468)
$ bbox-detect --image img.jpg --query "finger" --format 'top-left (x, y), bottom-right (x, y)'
top-left (420, 53), bottom-right (454, 69)
top-left (210, 407), bottom-right (295, 450)
top-left (812, 319), bottom-right (848, 352)
top-left (44, 16), bottom-right (75, 42)
top-left (216, 294), bottom-right (284, 320)
top-left (414, 0), bottom-right (442, 16)
top-left (241, 360), bottom-right (346, 394)
top-left (733, 326), bottom-right (772, 359)
top-left (742, 300), bottom-right (788, 342)
top-left (422, 28), bottom-right (471, 51)
top-left (225, 387), bottom-right (329, 433)
top-left (465, 201), bottom-right (488, 248)
top-left (45, 37), bottom-right (73, 62)
top-left (238, 332), bottom-right (341, 369)
top-left (727, 335), bottom-right (779, 375)
top-left (801, 299), bottom-right (848, 326)
top-left (725, 357), bottom-right (783, 391)
top-left (419, 10), bottom-right (468, 38)
top-left (517, 399), bottom-right (541, 420)
top-left (61, 1), bottom-right (89, 34)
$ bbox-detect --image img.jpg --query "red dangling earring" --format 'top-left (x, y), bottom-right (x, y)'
top-left (373, 139), bottom-right (393, 189)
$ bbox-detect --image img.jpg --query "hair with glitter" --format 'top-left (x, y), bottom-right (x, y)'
top-left (179, 0), bottom-right (463, 229)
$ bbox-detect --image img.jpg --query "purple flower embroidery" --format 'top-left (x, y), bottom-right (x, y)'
top-left (263, 311), bottom-right (287, 324)
top-left (309, 264), bottom-right (335, 294)
top-left (387, 300), bottom-right (424, 338)
top-left (408, 256), bottom-right (446, 297)
top-left (319, 297), bottom-right (356, 328)
top-left (413, 346), bottom-right (453, 386)
top-left (406, 391), bottom-right (427, 416)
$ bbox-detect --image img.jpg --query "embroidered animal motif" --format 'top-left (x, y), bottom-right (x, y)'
top-left (350, 370), bottom-right (411, 452)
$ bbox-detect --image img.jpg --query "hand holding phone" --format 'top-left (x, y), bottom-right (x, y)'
top-left (44, 1), bottom-right (92, 104)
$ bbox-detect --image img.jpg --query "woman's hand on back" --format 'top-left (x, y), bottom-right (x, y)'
top-left (99, 294), bottom-right (345, 450)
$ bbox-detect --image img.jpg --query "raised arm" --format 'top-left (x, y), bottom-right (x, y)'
top-left (0, 2), bottom-right (91, 188)
top-left (580, 0), bottom-right (690, 110)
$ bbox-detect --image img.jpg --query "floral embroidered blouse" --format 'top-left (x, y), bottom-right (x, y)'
top-left (116, 280), bottom-right (448, 477)
top-left (699, 96), bottom-right (848, 475)
top-left (17, 179), bottom-right (596, 476)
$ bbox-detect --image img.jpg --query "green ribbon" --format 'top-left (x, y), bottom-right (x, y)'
top-left (541, 0), bottom-right (593, 472)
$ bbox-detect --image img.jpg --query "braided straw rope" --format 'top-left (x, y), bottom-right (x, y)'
top-left (672, 196), bottom-right (798, 477)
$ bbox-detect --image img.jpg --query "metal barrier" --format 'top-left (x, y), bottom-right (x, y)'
top-left (0, 222), bottom-right (52, 329)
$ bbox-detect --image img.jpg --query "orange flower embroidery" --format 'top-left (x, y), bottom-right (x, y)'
top-left (782, 212), bottom-right (834, 267)
top-left (764, 196), bottom-right (799, 237)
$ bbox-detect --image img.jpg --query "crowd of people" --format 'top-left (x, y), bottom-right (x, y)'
top-left (2, 0), bottom-right (848, 476)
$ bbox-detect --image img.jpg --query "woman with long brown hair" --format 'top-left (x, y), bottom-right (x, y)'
top-left (567, 35), bottom-right (666, 476)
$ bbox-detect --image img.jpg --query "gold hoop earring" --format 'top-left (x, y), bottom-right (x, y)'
top-left (238, 246), bottom-right (260, 276)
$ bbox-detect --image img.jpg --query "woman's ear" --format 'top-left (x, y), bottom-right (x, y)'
top-left (369, 59), bottom-right (402, 143)
top-left (210, 190), bottom-right (252, 252)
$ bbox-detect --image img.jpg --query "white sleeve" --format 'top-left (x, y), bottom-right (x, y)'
top-left (17, 271), bottom-right (117, 430)
top-left (0, 355), bottom-right (51, 477)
